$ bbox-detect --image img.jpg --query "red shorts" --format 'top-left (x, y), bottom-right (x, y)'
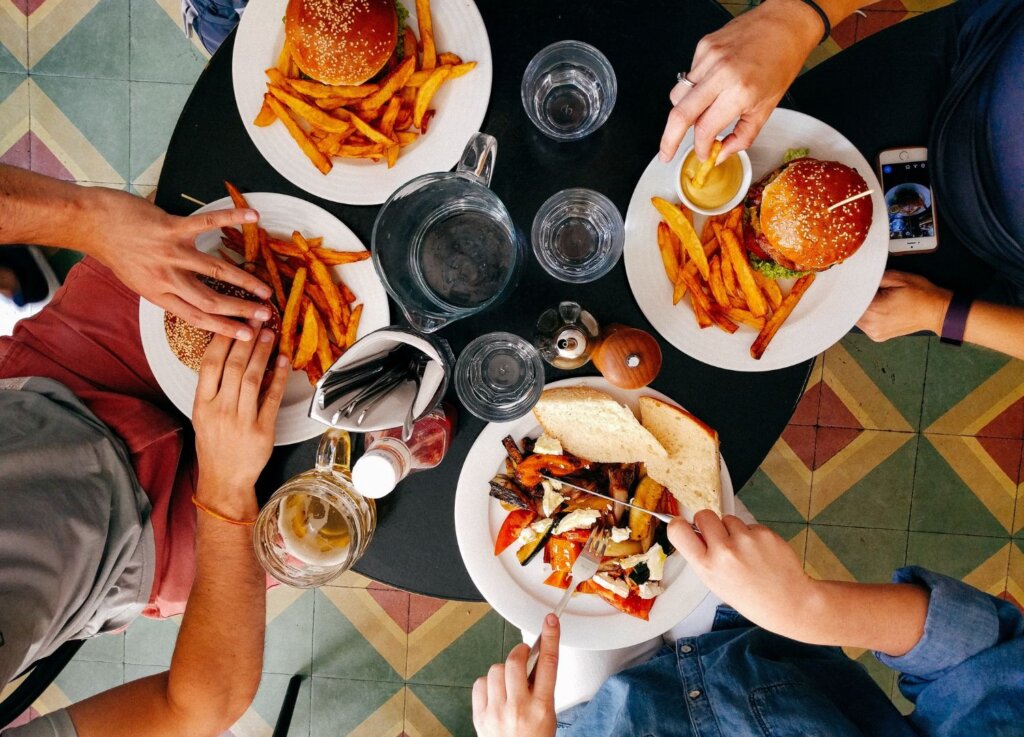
top-left (0, 257), bottom-right (196, 618)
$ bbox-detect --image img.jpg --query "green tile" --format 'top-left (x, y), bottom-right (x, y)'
top-left (838, 333), bottom-right (929, 430)
top-left (910, 436), bottom-right (1012, 537)
top-left (922, 338), bottom-right (1016, 431)
top-left (130, 0), bottom-right (207, 83)
top-left (0, 71), bottom-right (25, 100)
top-left (129, 80), bottom-right (191, 183)
top-left (312, 590), bottom-right (404, 682)
top-left (264, 590), bottom-right (315, 676)
top-left (501, 619), bottom-right (522, 661)
top-left (73, 632), bottom-right (124, 663)
top-left (408, 683), bottom-right (475, 737)
top-left (124, 615), bottom-right (179, 667)
top-left (30, 0), bottom-right (128, 78)
top-left (906, 531), bottom-right (1009, 582)
top-left (251, 673), bottom-right (311, 737)
top-left (54, 660), bottom-right (123, 702)
top-left (811, 525), bottom-right (907, 583)
top-left (739, 468), bottom-right (807, 524)
top-left (407, 609), bottom-right (503, 687)
top-left (811, 433), bottom-right (917, 530)
top-left (891, 681), bottom-right (916, 716)
top-left (763, 520), bottom-right (809, 564)
top-left (310, 677), bottom-right (402, 737)
top-left (124, 663), bottom-right (165, 682)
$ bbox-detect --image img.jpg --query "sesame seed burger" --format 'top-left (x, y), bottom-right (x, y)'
top-left (285, 0), bottom-right (399, 86)
top-left (164, 277), bottom-right (282, 371)
top-left (744, 157), bottom-right (872, 277)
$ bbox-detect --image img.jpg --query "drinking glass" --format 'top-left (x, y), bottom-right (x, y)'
top-left (253, 429), bottom-right (375, 587)
top-left (531, 188), bottom-right (624, 283)
top-left (521, 41), bottom-right (617, 141)
top-left (454, 332), bottom-right (545, 422)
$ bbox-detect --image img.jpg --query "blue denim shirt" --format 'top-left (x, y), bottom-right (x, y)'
top-left (557, 567), bottom-right (1023, 737)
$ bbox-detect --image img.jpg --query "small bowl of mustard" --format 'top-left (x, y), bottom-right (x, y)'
top-left (674, 142), bottom-right (752, 217)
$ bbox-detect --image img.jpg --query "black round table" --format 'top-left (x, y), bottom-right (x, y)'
top-left (156, 0), bottom-right (811, 601)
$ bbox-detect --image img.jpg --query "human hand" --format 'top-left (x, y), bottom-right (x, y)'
top-left (472, 614), bottom-right (559, 737)
top-left (85, 188), bottom-right (273, 340)
top-left (857, 270), bottom-right (952, 341)
top-left (658, 0), bottom-right (823, 163)
top-left (192, 326), bottom-right (289, 517)
top-left (669, 511), bottom-right (819, 639)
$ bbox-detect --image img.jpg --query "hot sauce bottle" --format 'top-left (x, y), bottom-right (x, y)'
top-left (351, 403), bottom-right (457, 499)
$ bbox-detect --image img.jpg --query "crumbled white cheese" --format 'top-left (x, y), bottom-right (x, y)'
top-left (516, 519), bottom-right (552, 547)
top-left (592, 573), bottom-right (630, 599)
top-left (541, 482), bottom-right (566, 517)
top-left (610, 527), bottom-right (631, 543)
top-left (617, 553), bottom-right (646, 570)
top-left (552, 509), bottom-right (601, 535)
top-left (549, 478), bottom-right (562, 491)
top-left (638, 582), bottom-right (664, 599)
top-left (617, 543), bottom-right (667, 581)
top-left (533, 434), bottom-right (563, 456)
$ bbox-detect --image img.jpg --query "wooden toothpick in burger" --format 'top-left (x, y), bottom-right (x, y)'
top-left (827, 189), bottom-right (874, 212)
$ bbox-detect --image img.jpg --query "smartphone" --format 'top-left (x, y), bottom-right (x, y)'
top-left (877, 147), bottom-right (938, 254)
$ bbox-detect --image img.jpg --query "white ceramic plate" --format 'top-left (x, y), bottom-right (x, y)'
top-left (454, 377), bottom-right (735, 651)
top-left (139, 193), bottom-right (390, 445)
top-left (623, 108), bottom-right (888, 372)
top-left (232, 0), bottom-right (493, 205)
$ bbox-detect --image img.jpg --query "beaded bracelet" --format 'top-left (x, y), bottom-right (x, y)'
top-left (192, 494), bottom-right (257, 526)
top-left (795, 0), bottom-right (832, 44)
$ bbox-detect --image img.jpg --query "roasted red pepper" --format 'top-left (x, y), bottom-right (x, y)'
top-left (494, 509), bottom-right (536, 555)
top-left (543, 570), bottom-right (572, 589)
top-left (558, 529), bottom-right (593, 544)
top-left (514, 454), bottom-right (586, 487)
top-left (546, 537), bottom-right (582, 573)
top-left (577, 580), bottom-right (656, 621)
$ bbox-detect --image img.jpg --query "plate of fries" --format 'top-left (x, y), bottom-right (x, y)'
top-left (139, 191), bottom-right (390, 445)
top-left (232, 0), bottom-right (492, 205)
top-left (623, 108), bottom-right (887, 372)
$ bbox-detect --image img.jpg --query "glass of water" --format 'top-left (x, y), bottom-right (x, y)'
top-left (532, 188), bottom-right (624, 283)
top-left (455, 332), bottom-right (545, 422)
top-left (521, 40), bottom-right (617, 141)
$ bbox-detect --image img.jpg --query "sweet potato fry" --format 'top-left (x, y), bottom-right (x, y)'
top-left (339, 281), bottom-right (357, 304)
top-left (313, 248), bottom-right (371, 266)
top-left (416, 0), bottom-right (436, 69)
top-left (267, 85), bottom-right (352, 134)
top-left (315, 310), bottom-right (333, 373)
top-left (753, 270), bottom-right (784, 310)
top-left (279, 266), bottom-right (307, 359)
top-left (657, 222), bottom-right (678, 285)
top-left (223, 182), bottom-right (258, 263)
top-left (715, 223), bottom-right (767, 317)
top-left (652, 197), bottom-right (709, 279)
top-left (344, 303), bottom-right (363, 348)
top-left (259, 232), bottom-right (286, 308)
top-left (355, 55), bottom-right (416, 111)
top-left (293, 303), bottom-right (319, 370)
top-left (414, 66), bottom-right (450, 129)
top-left (751, 274), bottom-right (815, 359)
top-left (304, 362), bottom-right (324, 386)
top-left (292, 231), bottom-right (343, 324)
top-left (305, 284), bottom-right (347, 343)
top-left (264, 95), bottom-right (332, 174)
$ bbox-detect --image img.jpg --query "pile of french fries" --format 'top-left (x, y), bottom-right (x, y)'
top-left (651, 196), bottom-right (816, 360)
top-left (254, 0), bottom-right (476, 172)
top-left (220, 182), bottom-right (369, 385)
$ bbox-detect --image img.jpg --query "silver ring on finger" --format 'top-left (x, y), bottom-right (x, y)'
top-left (677, 71), bottom-right (697, 88)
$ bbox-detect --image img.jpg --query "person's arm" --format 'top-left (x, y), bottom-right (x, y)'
top-left (857, 270), bottom-right (1024, 360)
top-left (669, 512), bottom-right (928, 656)
top-left (0, 164), bottom-right (272, 340)
top-left (65, 327), bottom-right (289, 737)
top-left (659, 0), bottom-right (874, 162)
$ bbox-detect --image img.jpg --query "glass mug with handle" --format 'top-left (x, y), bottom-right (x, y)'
top-left (253, 428), bottom-right (375, 588)
top-left (371, 132), bottom-right (525, 333)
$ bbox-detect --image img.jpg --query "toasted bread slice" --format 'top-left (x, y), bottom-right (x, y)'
top-left (639, 396), bottom-right (722, 515)
top-left (532, 386), bottom-right (667, 464)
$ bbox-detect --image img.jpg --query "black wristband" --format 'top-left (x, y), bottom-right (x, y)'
top-left (795, 0), bottom-right (832, 44)
top-left (940, 291), bottom-right (973, 346)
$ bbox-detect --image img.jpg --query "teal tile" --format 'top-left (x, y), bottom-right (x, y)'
top-left (251, 673), bottom-right (311, 737)
top-left (740, 468), bottom-right (808, 523)
top-left (264, 589), bottom-right (315, 676)
top-left (31, 75), bottom-right (129, 182)
top-left (53, 660), bottom-right (123, 703)
top-left (30, 0), bottom-right (128, 79)
top-left (407, 609), bottom-right (503, 688)
top-left (124, 615), bottom-right (179, 667)
top-left (906, 531), bottom-right (1009, 583)
top-left (407, 683), bottom-right (474, 737)
top-left (124, 663), bottom-right (165, 682)
top-left (501, 619), bottom-right (522, 661)
top-left (73, 632), bottom-right (124, 663)
top-left (740, 426), bottom-right (815, 524)
top-left (129, 80), bottom-right (191, 183)
top-left (130, 0), bottom-right (207, 83)
top-left (312, 589), bottom-right (405, 682)
top-left (808, 525), bottom-right (907, 583)
top-left (0, 28), bottom-right (25, 73)
top-left (0, 70), bottom-right (25, 99)
top-left (310, 677), bottom-right (403, 737)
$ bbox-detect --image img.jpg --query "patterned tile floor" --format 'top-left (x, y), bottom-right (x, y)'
top-left (3, 0), bottom-right (1020, 735)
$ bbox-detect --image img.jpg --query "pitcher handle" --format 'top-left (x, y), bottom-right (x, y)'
top-left (456, 132), bottom-right (497, 186)
top-left (315, 427), bottom-right (353, 474)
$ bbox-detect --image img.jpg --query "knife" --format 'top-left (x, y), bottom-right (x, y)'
top-left (540, 474), bottom-right (701, 531)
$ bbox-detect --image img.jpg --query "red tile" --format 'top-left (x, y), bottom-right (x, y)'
top-left (782, 424), bottom-right (817, 471)
top-left (790, 380), bottom-right (821, 425)
top-left (979, 396), bottom-right (1024, 439)
top-left (11, 0), bottom-right (45, 15)
top-left (817, 382), bottom-right (863, 429)
top-left (0, 131), bottom-right (30, 169)
top-left (831, 15), bottom-right (858, 48)
top-left (864, 0), bottom-right (909, 11)
top-left (813, 426), bottom-right (863, 470)
top-left (975, 436), bottom-right (1024, 485)
top-left (856, 9), bottom-right (908, 41)
top-left (366, 588), bottom-right (410, 632)
top-left (408, 593), bottom-right (448, 633)
top-left (29, 132), bottom-right (74, 181)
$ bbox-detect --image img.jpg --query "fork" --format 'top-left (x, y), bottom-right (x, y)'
top-left (525, 525), bottom-right (608, 678)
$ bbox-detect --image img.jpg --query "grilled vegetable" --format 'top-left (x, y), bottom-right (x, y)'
top-left (629, 476), bottom-right (665, 550)
top-left (516, 518), bottom-right (553, 566)
top-left (607, 465), bottom-right (636, 524)
top-left (494, 509), bottom-right (536, 555)
top-left (604, 538), bottom-right (644, 557)
top-left (502, 435), bottom-right (524, 466)
top-left (515, 454), bottom-right (586, 487)
top-left (488, 476), bottom-right (532, 511)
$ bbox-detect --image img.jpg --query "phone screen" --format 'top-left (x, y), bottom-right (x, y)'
top-left (880, 160), bottom-right (935, 240)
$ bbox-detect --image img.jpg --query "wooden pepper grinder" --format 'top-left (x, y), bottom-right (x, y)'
top-left (535, 302), bottom-right (662, 389)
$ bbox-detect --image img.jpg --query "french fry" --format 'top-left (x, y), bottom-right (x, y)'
top-left (380, 96), bottom-right (401, 139)
top-left (652, 197), bottom-right (709, 280)
top-left (707, 304), bottom-right (740, 334)
top-left (406, 61), bottom-right (476, 87)
top-left (681, 269), bottom-right (713, 329)
top-left (304, 361), bottom-right (324, 386)
top-left (724, 307), bottom-right (766, 330)
top-left (314, 248), bottom-right (371, 266)
top-left (396, 131), bottom-right (418, 145)
top-left (721, 246), bottom-right (740, 298)
top-left (671, 238), bottom-right (720, 302)
top-left (286, 79), bottom-right (378, 99)
top-left (413, 66), bottom-right (451, 129)
top-left (306, 283), bottom-right (348, 342)
top-left (438, 52), bottom-right (462, 66)
top-left (344, 303), bottom-right (363, 348)
top-left (386, 145), bottom-right (400, 168)
top-left (753, 270), bottom-right (784, 310)
top-left (333, 108), bottom-right (396, 145)
top-left (279, 267), bottom-right (307, 359)
top-left (224, 181), bottom-right (258, 263)
top-left (275, 42), bottom-right (292, 74)
top-left (657, 222), bottom-right (678, 285)
top-left (254, 99), bottom-right (276, 126)
top-left (338, 143), bottom-right (385, 159)
top-left (264, 95), bottom-right (332, 174)
top-left (708, 256), bottom-right (730, 308)
top-left (672, 264), bottom-right (688, 306)
top-left (259, 230), bottom-right (287, 308)
top-left (725, 205), bottom-right (743, 233)
top-left (416, 0), bottom-right (436, 70)
top-left (355, 55), bottom-right (416, 111)
top-left (294, 303), bottom-right (319, 370)
top-left (339, 281), bottom-right (357, 304)
top-left (751, 274), bottom-right (816, 359)
top-left (315, 310), bottom-right (333, 373)
top-left (715, 223), bottom-right (767, 317)
top-left (691, 140), bottom-right (723, 190)
top-left (292, 231), bottom-right (343, 325)
top-left (267, 85), bottom-right (353, 134)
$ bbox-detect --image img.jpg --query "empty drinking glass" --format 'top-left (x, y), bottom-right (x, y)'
top-left (531, 188), bottom-right (624, 283)
top-left (454, 332), bottom-right (545, 422)
top-left (521, 41), bottom-right (617, 141)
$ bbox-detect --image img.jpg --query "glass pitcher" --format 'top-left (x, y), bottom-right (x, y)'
top-left (253, 428), bottom-right (376, 588)
top-left (371, 132), bottom-right (525, 333)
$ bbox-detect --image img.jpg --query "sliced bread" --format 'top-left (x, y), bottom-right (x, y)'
top-left (532, 386), bottom-right (668, 463)
top-left (639, 396), bottom-right (722, 515)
